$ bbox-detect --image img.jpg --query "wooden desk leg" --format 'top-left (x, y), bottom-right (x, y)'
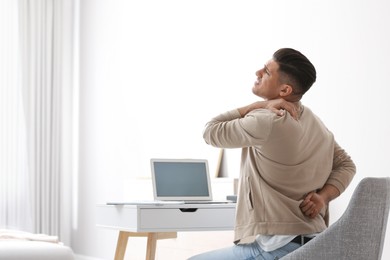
top-left (114, 231), bottom-right (177, 260)
top-left (115, 231), bottom-right (131, 260)
top-left (146, 233), bottom-right (158, 260)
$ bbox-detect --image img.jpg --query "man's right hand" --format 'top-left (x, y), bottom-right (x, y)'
top-left (300, 184), bottom-right (340, 219)
top-left (300, 191), bottom-right (326, 219)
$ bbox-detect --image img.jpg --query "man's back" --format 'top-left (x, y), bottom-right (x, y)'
top-left (234, 105), bottom-right (334, 241)
top-left (254, 105), bottom-right (334, 199)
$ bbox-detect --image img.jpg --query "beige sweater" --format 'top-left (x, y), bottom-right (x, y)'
top-left (203, 105), bottom-right (356, 243)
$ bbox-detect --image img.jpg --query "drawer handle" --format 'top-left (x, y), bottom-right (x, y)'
top-left (179, 208), bottom-right (198, 212)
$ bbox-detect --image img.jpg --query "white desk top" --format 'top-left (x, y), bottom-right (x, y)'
top-left (96, 203), bottom-right (236, 232)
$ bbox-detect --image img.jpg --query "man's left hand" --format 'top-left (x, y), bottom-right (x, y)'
top-left (238, 99), bottom-right (300, 119)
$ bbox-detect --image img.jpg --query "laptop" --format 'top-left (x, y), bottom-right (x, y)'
top-left (152, 158), bottom-right (230, 204)
top-left (107, 158), bottom-right (233, 206)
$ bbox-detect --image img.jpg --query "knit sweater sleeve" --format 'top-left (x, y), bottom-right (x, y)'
top-left (202, 108), bottom-right (274, 148)
top-left (326, 141), bottom-right (356, 194)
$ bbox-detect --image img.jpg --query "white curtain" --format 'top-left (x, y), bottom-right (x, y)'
top-left (0, 0), bottom-right (32, 232)
top-left (0, 0), bottom-right (75, 245)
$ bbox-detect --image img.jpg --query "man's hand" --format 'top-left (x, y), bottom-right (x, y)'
top-left (300, 191), bottom-right (326, 219)
top-left (300, 184), bottom-right (340, 219)
top-left (238, 99), bottom-right (300, 119)
top-left (263, 99), bottom-right (300, 119)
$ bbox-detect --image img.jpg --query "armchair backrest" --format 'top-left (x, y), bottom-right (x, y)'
top-left (282, 177), bottom-right (390, 260)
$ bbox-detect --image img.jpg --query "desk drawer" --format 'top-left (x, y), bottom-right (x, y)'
top-left (139, 207), bottom-right (235, 231)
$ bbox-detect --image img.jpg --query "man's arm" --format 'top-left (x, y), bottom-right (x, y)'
top-left (203, 99), bottom-right (300, 148)
top-left (300, 142), bottom-right (356, 219)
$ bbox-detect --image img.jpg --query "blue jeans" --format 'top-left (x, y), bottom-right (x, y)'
top-left (187, 241), bottom-right (300, 260)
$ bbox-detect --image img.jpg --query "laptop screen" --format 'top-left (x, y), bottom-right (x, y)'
top-left (151, 159), bottom-right (213, 201)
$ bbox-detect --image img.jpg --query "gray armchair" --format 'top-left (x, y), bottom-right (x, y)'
top-left (282, 177), bottom-right (390, 260)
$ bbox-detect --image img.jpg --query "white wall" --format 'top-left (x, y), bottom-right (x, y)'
top-left (74, 0), bottom-right (390, 259)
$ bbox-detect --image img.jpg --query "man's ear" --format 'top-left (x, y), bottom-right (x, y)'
top-left (279, 84), bottom-right (293, 97)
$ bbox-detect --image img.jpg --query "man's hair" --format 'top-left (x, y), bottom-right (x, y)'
top-left (273, 48), bottom-right (316, 95)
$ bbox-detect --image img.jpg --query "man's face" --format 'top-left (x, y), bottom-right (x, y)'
top-left (252, 59), bottom-right (283, 100)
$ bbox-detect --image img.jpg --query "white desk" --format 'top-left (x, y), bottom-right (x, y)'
top-left (96, 203), bottom-right (236, 260)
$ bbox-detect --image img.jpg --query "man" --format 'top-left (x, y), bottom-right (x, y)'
top-left (189, 48), bottom-right (356, 259)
